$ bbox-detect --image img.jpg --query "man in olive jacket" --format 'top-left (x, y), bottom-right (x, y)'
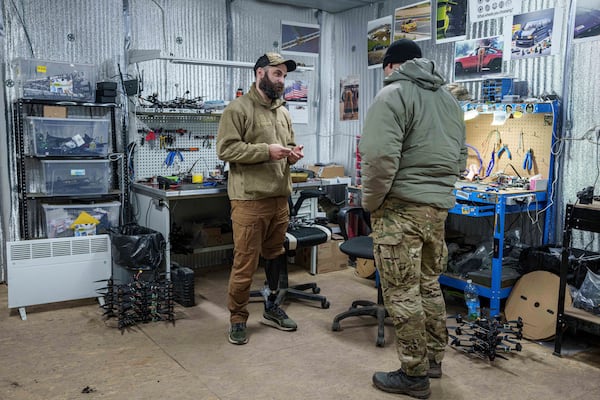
top-left (217, 52), bottom-right (304, 345)
top-left (360, 39), bottom-right (466, 399)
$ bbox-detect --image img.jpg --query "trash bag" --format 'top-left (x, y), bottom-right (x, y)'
top-left (108, 223), bottom-right (166, 270)
top-left (573, 268), bottom-right (600, 315)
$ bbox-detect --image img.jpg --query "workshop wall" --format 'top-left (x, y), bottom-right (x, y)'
top-left (325, 0), bottom-right (600, 250)
top-left (1, 0), bottom-right (600, 281)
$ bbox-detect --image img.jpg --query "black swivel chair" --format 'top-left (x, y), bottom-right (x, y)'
top-left (331, 206), bottom-right (388, 346)
top-left (251, 190), bottom-right (331, 309)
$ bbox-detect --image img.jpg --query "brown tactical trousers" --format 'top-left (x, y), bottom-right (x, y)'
top-left (228, 197), bottom-right (289, 324)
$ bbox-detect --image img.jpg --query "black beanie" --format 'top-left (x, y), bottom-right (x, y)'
top-left (382, 39), bottom-right (422, 68)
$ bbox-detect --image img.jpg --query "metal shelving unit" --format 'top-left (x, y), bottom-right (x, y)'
top-left (13, 99), bottom-right (127, 239)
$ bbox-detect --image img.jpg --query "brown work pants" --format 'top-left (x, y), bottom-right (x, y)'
top-left (228, 197), bottom-right (289, 324)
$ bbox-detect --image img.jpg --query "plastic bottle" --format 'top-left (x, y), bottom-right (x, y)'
top-left (464, 279), bottom-right (481, 321)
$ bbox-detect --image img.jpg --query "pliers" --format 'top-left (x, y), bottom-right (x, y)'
top-left (497, 145), bottom-right (512, 160)
top-left (164, 150), bottom-right (183, 167)
top-left (523, 149), bottom-right (533, 172)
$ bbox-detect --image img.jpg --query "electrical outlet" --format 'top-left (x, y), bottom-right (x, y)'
top-left (152, 198), bottom-right (165, 210)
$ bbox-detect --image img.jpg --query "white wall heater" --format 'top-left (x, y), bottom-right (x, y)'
top-left (7, 234), bottom-right (112, 320)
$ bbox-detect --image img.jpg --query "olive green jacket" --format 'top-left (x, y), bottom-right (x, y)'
top-left (360, 58), bottom-right (467, 212)
top-left (216, 83), bottom-right (297, 200)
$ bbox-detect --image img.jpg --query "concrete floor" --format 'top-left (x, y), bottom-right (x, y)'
top-left (1, 264), bottom-right (599, 400)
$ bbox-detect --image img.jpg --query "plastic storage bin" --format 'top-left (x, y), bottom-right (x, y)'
top-left (26, 116), bottom-right (110, 156)
top-left (41, 159), bottom-right (111, 195)
top-left (42, 201), bottom-right (121, 238)
top-left (12, 58), bottom-right (96, 102)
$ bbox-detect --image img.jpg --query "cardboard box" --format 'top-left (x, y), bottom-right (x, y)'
top-left (307, 164), bottom-right (345, 178)
top-left (201, 227), bottom-right (233, 247)
top-left (316, 238), bottom-right (348, 273)
top-left (43, 106), bottom-right (67, 118)
top-left (290, 236), bottom-right (348, 274)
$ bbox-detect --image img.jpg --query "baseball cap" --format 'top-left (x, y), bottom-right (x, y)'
top-left (382, 39), bottom-right (422, 69)
top-left (254, 52), bottom-right (297, 73)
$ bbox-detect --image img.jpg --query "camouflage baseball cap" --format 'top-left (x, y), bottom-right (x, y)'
top-left (253, 52), bottom-right (297, 73)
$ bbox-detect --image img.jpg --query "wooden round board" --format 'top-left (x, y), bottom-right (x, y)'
top-left (504, 270), bottom-right (572, 341)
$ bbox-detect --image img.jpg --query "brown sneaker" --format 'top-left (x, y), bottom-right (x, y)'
top-left (428, 360), bottom-right (442, 379)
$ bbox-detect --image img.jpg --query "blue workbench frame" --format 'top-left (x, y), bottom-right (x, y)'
top-left (441, 100), bottom-right (559, 317)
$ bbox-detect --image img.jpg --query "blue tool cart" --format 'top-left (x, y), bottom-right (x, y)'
top-left (441, 101), bottom-right (559, 317)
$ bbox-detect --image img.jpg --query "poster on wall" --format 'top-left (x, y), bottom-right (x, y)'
top-left (367, 15), bottom-right (393, 69)
top-left (573, 0), bottom-right (600, 42)
top-left (453, 35), bottom-right (505, 82)
top-left (393, 1), bottom-right (432, 42)
top-left (281, 21), bottom-right (320, 57)
top-left (509, 8), bottom-right (561, 60)
top-left (284, 76), bottom-right (309, 124)
top-left (469, 0), bottom-right (521, 23)
top-left (436, 0), bottom-right (467, 44)
top-left (340, 75), bottom-right (359, 121)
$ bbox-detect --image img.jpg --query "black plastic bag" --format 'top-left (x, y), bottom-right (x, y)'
top-left (108, 223), bottom-right (166, 270)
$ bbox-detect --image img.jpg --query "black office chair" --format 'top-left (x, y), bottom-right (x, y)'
top-left (251, 190), bottom-right (331, 309)
top-left (331, 206), bottom-right (388, 347)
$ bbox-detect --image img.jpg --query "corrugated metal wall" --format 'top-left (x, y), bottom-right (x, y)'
top-left (325, 0), bottom-right (600, 250)
top-left (1, 0), bottom-right (600, 281)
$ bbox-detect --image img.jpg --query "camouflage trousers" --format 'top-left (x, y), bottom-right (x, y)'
top-left (371, 199), bottom-right (449, 377)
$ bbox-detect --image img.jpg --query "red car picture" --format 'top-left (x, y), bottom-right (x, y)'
top-left (454, 47), bottom-right (503, 73)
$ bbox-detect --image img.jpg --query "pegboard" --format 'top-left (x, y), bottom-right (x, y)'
top-left (465, 111), bottom-right (554, 181)
top-left (133, 112), bottom-right (222, 180)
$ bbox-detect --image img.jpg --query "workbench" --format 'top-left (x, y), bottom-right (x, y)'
top-left (131, 179), bottom-right (349, 278)
top-left (441, 182), bottom-right (550, 317)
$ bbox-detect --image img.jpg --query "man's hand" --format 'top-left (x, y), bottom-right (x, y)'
top-left (288, 145), bottom-right (304, 164)
top-left (269, 144), bottom-right (292, 160)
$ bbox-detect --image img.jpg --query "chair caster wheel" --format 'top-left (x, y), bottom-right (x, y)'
top-left (321, 300), bottom-right (330, 309)
top-left (313, 287), bottom-right (321, 294)
top-left (332, 321), bottom-right (341, 331)
top-left (376, 337), bottom-right (385, 347)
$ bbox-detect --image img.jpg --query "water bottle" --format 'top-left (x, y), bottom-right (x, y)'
top-left (464, 279), bottom-right (481, 321)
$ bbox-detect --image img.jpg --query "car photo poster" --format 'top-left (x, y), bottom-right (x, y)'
top-left (281, 21), bottom-right (320, 57)
top-left (367, 15), bottom-right (393, 69)
top-left (453, 35), bottom-right (505, 81)
top-left (469, 0), bottom-right (522, 23)
top-left (393, 1), bottom-right (432, 42)
top-left (436, 0), bottom-right (467, 44)
top-left (573, 0), bottom-right (600, 43)
top-left (509, 8), bottom-right (561, 60)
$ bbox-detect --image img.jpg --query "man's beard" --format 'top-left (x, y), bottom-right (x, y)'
top-left (259, 72), bottom-right (284, 100)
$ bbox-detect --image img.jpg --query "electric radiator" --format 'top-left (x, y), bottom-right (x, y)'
top-left (7, 234), bottom-right (112, 318)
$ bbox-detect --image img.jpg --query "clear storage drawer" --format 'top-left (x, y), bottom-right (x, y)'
top-left (26, 116), bottom-right (110, 156)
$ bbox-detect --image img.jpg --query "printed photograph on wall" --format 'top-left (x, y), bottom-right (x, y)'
top-left (339, 75), bottom-right (359, 121)
top-left (436, 0), bottom-right (467, 44)
top-left (509, 8), bottom-right (562, 60)
top-left (573, 0), bottom-right (600, 42)
top-left (393, 1), bottom-right (432, 42)
top-left (284, 76), bottom-right (309, 124)
top-left (469, 0), bottom-right (522, 23)
top-left (454, 35), bottom-right (505, 82)
top-left (367, 15), bottom-right (393, 69)
top-left (281, 21), bottom-right (320, 57)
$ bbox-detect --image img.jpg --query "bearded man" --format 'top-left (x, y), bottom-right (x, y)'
top-left (217, 52), bottom-right (305, 345)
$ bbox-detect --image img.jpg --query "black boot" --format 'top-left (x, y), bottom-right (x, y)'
top-left (372, 368), bottom-right (431, 399)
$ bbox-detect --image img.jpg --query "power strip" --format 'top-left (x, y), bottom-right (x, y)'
top-left (506, 194), bottom-right (536, 205)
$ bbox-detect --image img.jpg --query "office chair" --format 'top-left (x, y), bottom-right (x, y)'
top-left (331, 206), bottom-right (388, 347)
top-left (251, 189), bottom-right (331, 309)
